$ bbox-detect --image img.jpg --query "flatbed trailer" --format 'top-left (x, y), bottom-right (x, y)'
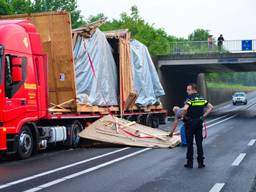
top-left (0, 12), bottom-right (166, 159)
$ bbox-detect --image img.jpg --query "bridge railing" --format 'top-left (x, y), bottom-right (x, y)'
top-left (169, 39), bottom-right (256, 55)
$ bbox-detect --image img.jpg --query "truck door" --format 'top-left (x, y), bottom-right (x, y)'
top-left (34, 55), bottom-right (48, 118)
top-left (3, 54), bottom-right (34, 122)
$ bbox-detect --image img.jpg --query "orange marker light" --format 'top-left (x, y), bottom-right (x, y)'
top-left (3, 128), bottom-right (7, 132)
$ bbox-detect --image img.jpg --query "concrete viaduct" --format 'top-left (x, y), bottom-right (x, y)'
top-left (157, 53), bottom-right (256, 110)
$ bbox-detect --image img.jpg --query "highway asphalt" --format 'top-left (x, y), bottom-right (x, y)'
top-left (1, 94), bottom-right (256, 192)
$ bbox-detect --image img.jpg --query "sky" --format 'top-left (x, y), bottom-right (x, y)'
top-left (77, 0), bottom-right (256, 40)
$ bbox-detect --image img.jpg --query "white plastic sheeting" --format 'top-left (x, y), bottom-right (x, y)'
top-left (130, 40), bottom-right (165, 106)
top-left (73, 29), bottom-right (118, 106)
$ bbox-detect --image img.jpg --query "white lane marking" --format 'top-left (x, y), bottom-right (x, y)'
top-left (207, 114), bottom-right (237, 128)
top-left (248, 139), bottom-right (256, 146)
top-left (24, 179), bottom-right (65, 192)
top-left (23, 148), bottom-right (151, 192)
top-left (232, 153), bottom-right (246, 166)
top-left (207, 115), bottom-right (229, 124)
top-left (0, 147), bottom-right (130, 190)
top-left (209, 183), bottom-right (225, 192)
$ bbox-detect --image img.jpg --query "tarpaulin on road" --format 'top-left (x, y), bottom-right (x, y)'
top-left (130, 40), bottom-right (165, 106)
top-left (73, 29), bottom-right (118, 106)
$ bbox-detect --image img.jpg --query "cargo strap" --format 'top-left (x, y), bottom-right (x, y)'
top-left (83, 40), bottom-right (96, 77)
top-left (203, 121), bottom-right (207, 139)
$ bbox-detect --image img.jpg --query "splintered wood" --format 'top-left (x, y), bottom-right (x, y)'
top-left (79, 115), bottom-right (181, 148)
top-left (124, 93), bottom-right (137, 110)
top-left (49, 99), bottom-right (76, 113)
top-left (73, 17), bottom-right (107, 38)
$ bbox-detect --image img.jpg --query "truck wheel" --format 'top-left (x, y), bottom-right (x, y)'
top-left (126, 115), bottom-right (134, 121)
top-left (17, 126), bottom-right (33, 159)
top-left (71, 121), bottom-right (83, 148)
top-left (151, 118), bottom-right (159, 128)
top-left (146, 114), bottom-right (152, 127)
top-left (136, 115), bottom-right (146, 125)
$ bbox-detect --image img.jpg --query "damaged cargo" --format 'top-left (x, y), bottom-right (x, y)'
top-left (79, 115), bottom-right (180, 148)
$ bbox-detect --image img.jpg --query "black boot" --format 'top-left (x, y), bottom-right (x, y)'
top-left (184, 160), bottom-right (193, 168)
top-left (198, 160), bottom-right (205, 168)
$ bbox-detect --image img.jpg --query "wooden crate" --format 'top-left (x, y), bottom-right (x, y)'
top-left (0, 12), bottom-right (76, 106)
top-left (104, 30), bottom-right (135, 112)
top-left (124, 92), bottom-right (137, 110)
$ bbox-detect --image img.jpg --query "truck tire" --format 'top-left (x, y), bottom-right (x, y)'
top-left (17, 126), bottom-right (34, 159)
top-left (71, 121), bottom-right (83, 148)
top-left (151, 117), bottom-right (159, 128)
top-left (146, 114), bottom-right (152, 127)
top-left (136, 115), bottom-right (146, 125)
top-left (126, 115), bottom-right (134, 121)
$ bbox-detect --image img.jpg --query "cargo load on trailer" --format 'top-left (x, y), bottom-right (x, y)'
top-left (130, 39), bottom-right (165, 106)
top-left (73, 28), bottom-right (118, 106)
top-left (73, 25), bottom-right (165, 113)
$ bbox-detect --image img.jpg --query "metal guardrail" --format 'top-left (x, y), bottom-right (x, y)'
top-left (169, 39), bottom-right (256, 55)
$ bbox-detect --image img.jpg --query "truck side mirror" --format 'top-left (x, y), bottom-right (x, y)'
top-left (11, 57), bottom-right (23, 82)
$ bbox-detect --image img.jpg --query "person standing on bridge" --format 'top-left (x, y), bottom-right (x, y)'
top-left (182, 83), bottom-right (213, 168)
top-left (208, 35), bottom-right (213, 50)
top-left (217, 34), bottom-right (224, 51)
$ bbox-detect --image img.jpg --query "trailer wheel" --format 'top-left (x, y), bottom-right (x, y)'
top-left (136, 115), bottom-right (146, 125)
top-left (146, 114), bottom-right (152, 127)
top-left (17, 126), bottom-right (34, 159)
top-left (126, 115), bottom-right (134, 121)
top-left (71, 121), bottom-right (83, 148)
top-left (151, 117), bottom-right (159, 128)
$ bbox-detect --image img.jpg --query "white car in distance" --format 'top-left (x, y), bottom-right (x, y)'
top-left (232, 92), bottom-right (247, 105)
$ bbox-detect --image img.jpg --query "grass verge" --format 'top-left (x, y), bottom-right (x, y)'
top-left (207, 82), bottom-right (256, 91)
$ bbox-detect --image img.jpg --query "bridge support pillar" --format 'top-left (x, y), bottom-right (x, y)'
top-left (197, 73), bottom-right (208, 99)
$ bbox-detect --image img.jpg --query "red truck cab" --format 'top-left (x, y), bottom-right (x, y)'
top-left (0, 20), bottom-right (48, 158)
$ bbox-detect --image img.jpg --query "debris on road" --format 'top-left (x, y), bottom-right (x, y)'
top-left (79, 115), bottom-right (181, 148)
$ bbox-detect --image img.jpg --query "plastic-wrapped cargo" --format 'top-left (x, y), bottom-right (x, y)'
top-left (130, 40), bottom-right (165, 106)
top-left (73, 29), bottom-right (118, 106)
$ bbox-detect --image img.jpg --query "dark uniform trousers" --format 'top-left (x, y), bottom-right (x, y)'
top-left (185, 119), bottom-right (204, 161)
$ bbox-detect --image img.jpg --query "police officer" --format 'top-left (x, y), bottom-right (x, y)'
top-left (182, 83), bottom-right (213, 168)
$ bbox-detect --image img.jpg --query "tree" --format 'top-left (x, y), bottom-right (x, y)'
top-left (131, 5), bottom-right (139, 21)
top-left (188, 29), bottom-right (210, 41)
top-left (0, 0), bottom-right (12, 15)
top-left (100, 6), bottom-right (174, 57)
top-left (87, 13), bottom-right (105, 23)
top-left (7, 0), bottom-right (32, 14)
top-left (32, 0), bottom-right (84, 28)
top-left (0, 0), bottom-right (84, 28)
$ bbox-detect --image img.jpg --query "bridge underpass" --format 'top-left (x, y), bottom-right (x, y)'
top-left (157, 52), bottom-right (256, 110)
